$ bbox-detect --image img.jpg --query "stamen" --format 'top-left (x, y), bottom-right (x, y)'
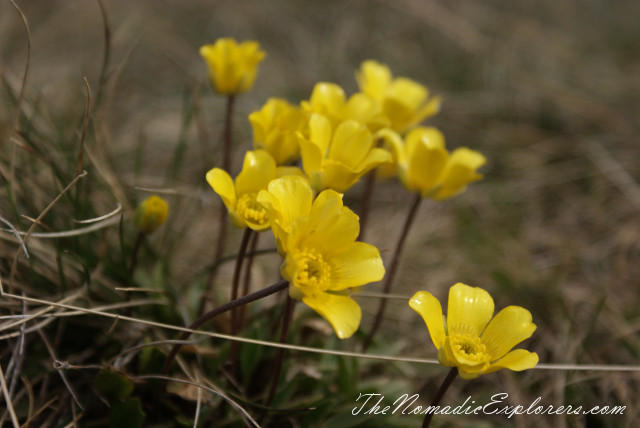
top-left (237, 193), bottom-right (269, 227)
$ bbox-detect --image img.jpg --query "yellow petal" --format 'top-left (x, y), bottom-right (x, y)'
top-left (257, 175), bottom-right (313, 237)
top-left (358, 147), bottom-right (392, 173)
top-left (235, 150), bottom-right (277, 195)
top-left (389, 78), bottom-right (428, 110)
top-left (405, 129), bottom-right (448, 194)
top-left (206, 168), bottom-right (236, 211)
top-left (298, 134), bottom-right (324, 176)
top-left (446, 283), bottom-right (494, 337)
top-left (374, 128), bottom-right (404, 179)
top-left (356, 60), bottom-right (391, 101)
top-left (306, 82), bottom-right (346, 116)
top-left (481, 306), bottom-right (537, 359)
top-left (432, 147), bottom-right (486, 200)
top-left (302, 292), bottom-right (362, 339)
top-left (321, 160), bottom-right (359, 192)
top-left (409, 291), bottom-right (446, 349)
top-left (328, 242), bottom-right (384, 290)
top-left (300, 204), bottom-right (360, 256)
top-left (328, 120), bottom-right (372, 166)
top-left (483, 349), bottom-right (539, 374)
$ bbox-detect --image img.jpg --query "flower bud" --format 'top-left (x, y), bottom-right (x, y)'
top-left (134, 196), bottom-right (169, 234)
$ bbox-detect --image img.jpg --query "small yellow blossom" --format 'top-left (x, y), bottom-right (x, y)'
top-left (356, 60), bottom-right (441, 133)
top-left (199, 38), bottom-right (266, 95)
top-left (206, 150), bottom-right (277, 231)
top-left (275, 183), bottom-right (385, 339)
top-left (301, 82), bottom-right (389, 132)
top-left (249, 98), bottom-right (307, 165)
top-left (297, 113), bottom-right (391, 192)
top-left (397, 127), bottom-right (486, 200)
top-left (134, 196), bottom-right (169, 234)
top-left (410, 283), bottom-right (538, 380)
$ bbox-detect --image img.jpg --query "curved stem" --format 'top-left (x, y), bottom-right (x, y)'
top-left (362, 193), bottom-right (422, 351)
top-left (162, 280), bottom-right (289, 375)
top-left (422, 368), bottom-right (458, 428)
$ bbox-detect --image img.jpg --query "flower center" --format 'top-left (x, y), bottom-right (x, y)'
top-left (237, 193), bottom-right (268, 227)
top-left (449, 334), bottom-right (491, 363)
top-left (294, 249), bottom-right (331, 291)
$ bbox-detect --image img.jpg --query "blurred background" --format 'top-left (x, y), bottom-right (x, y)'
top-left (1, 0), bottom-right (639, 426)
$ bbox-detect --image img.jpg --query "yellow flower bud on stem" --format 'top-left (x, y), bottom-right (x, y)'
top-left (130, 196), bottom-right (169, 277)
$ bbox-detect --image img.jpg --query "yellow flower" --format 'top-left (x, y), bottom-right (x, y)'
top-left (301, 82), bottom-right (389, 132)
top-left (297, 113), bottom-right (391, 192)
top-left (278, 187), bottom-right (385, 339)
top-left (397, 127), bottom-right (486, 200)
top-left (409, 283), bottom-right (538, 380)
top-left (199, 38), bottom-right (266, 95)
top-left (356, 60), bottom-right (441, 133)
top-left (206, 150), bottom-right (277, 231)
top-left (134, 195), bottom-right (169, 234)
top-left (249, 98), bottom-right (307, 165)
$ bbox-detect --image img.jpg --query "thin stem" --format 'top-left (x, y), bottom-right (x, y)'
top-left (222, 94), bottom-right (235, 173)
top-left (128, 231), bottom-right (144, 278)
top-left (362, 193), bottom-right (422, 351)
top-left (238, 231), bottom-right (260, 328)
top-left (162, 280), bottom-right (289, 375)
top-left (229, 228), bottom-right (254, 375)
top-left (264, 296), bottom-right (295, 411)
top-left (422, 368), bottom-right (458, 428)
top-left (201, 94), bottom-right (236, 315)
top-left (357, 170), bottom-right (376, 241)
top-left (231, 228), bottom-right (254, 331)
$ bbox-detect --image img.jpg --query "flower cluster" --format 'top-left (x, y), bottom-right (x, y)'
top-left (201, 37), bottom-right (536, 377)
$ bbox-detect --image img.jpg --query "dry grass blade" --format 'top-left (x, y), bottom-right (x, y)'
top-left (7, 170), bottom-right (88, 290)
top-left (73, 204), bottom-right (122, 224)
top-left (0, 216), bottom-right (28, 258)
top-left (0, 361), bottom-right (20, 428)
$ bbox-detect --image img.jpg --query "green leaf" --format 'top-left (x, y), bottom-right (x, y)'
top-left (94, 368), bottom-right (134, 404)
top-left (109, 397), bottom-right (145, 428)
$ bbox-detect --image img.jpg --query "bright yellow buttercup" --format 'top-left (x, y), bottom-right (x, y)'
top-left (356, 60), bottom-right (441, 133)
top-left (249, 98), bottom-right (307, 165)
top-left (206, 150), bottom-right (277, 231)
top-left (301, 82), bottom-right (389, 132)
top-left (297, 113), bottom-right (390, 192)
top-left (199, 38), bottom-right (266, 95)
top-left (409, 283), bottom-right (538, 380)
top-left (134, 195), bottom-right (169, 234)
top-left (397, 127), bottom-right (486, 200)
top-left (278, 186), bottom-right (385, 339)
